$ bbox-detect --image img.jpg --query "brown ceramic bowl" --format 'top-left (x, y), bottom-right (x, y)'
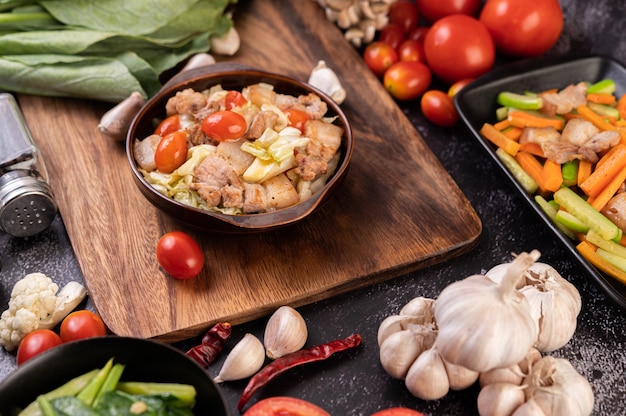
top-left (126, 62), bottom-right (353, 233)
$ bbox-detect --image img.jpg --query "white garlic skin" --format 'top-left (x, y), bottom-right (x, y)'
top-left (379, 329), bottom-right (429, 379)
top-left (308, 60), bottom-right (347, 104)
top-left (214, 333), bottom-right (265, 383)
top-left (443, 358), bottom-right (479, 390)
top-left (511, 399), bottom-right (547, 416)
top-left (264, 306), bottom-right (308, 359)
top-left (404, 347), bottom-right (450, 401)
top-left (477, 382), bottom-right (526, 416)
top-left (479, 364), bottom-right (524, 388)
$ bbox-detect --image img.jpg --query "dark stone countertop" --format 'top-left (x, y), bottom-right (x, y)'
top-left (1, 1), bottom-right (625, 414)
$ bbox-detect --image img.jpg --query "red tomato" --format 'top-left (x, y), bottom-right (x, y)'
top-left (201, 110), bottom-right (247, 142)
top-left (383, 61), bottom-right (431, 101)
top-left (156, 231), bottom-right (204, 279)
top-left (16, 329), bottom-right (62, 366)
top-left (421, 90), bottom-right (459, 127)
top-left (225, 90), bottom-right (247, 110)
top-left (60, 310), bottom-right (107, 343)
top-left (407, 26), bottom-right (429, 43)
top-left (371, 408), bottom-right (425, 416)
top-left (448, 78), bottom-right (474, 97)
top-left (388, 0), bottom-right (419, 34)
top-left (154, 114), bottom-right (180, 137)
top-left (424, 15), bottom-right (495, 84)
top-left (378, 23), bottom-right (406, 50)
top-left (284, 109), bottom-right (311, 133)
top-left (480, 0), bottom-right (563, 57)
top-left (363, 41), bottom-right (399, 78)
top-left (243, 397), bottom-right (330, 416)
top-left (155, 131), bottom-right (188, 173)
top-left (398, 40), bottom-right (426, 64)
top-left (416, 0), bottom-right (482, 23)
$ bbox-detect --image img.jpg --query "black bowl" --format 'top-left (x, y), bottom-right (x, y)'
top-left (0, 336), bottom-right (230, 415)
top-left (455, 54), bottom-right (626, 310)
top-left (126, 63), bottom-right (353, 233)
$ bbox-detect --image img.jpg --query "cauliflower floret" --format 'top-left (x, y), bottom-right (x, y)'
top-left (0, 273), bottom-right (87, 351)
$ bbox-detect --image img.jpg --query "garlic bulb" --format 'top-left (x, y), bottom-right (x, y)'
top-left (404, 347), bottom-right (450, 401)
top-left (308, 60), bottom-right (347, 104)
top-left (435, 250), bottom-right (541, 372)
top-left (264, 306), bottom-right (308, 359)
top-left (478, 383), bottom-right (526, 416)
top-left (214, 333), bottom-right (265, 383)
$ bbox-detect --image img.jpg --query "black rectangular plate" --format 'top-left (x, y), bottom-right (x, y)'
top-left (455, 54), bottom-right (626, 310)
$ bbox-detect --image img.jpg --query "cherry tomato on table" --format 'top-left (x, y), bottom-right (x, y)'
top-left (154, 114), bottom-right (180, 137)
top-left (480, 0), bottom-right (563, 57)
top-left (448, 78), bottom-right (474, 98)
top-left (363, 41), bottom-right (399, 78)
top-left (60, 310), bottom-right (107, 343)
top-left (284, 108), bottom-right (311, 133)
top-left (398, 39), bottom-right (426, 64)
top-left (16, 329), bottom-right (62, 366)
top-left (388, 0), bottom-right (419, 34)
top-left (407, 26), bottom-right (429, 43)
top-left (201, 110), bottom-right (248, 142)
top-left (416, 0), bottom-right (482, 23)
top-left (371, 408), bottom-right (425, 416)
top-left (156, 231), bottom-right (205, 280)
top-left (421, 90), bottom-right (459, 127)
top-left (424, 14), bottom-right (495, 84)
top-left (384, 61), bottom-right (431, 101)
top-left (155, 131), bottom-right (188, 173)
top-left (378, 23), bottom-right (405, 50)
top-left (243, 396), bottom-right (330, 416)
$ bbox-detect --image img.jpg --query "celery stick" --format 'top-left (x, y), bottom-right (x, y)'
top-left (561, 160), bottom-right (579, 188)
top-left (556, 210), bottom-right (589, 233)
top-left (77, 358), bottom-right (114, 406)
top-left (497, 91), bottom-right (543, 110)
top-left (587, 79), bottom-right (616, 94)
top-left (553, 187), bottom-right (620, 240)
top-left (93, 363), bottom-right (125, 407)
top-left (597, 248), bottom-right (626, 272)
top-left (587, 102), bottom-right (620, 119)
top-left (34, 396), bottom-right (55, 416)
top-left (117, 382), bottom-right (196, 406)
top-left (496, 148), bottom-right (539, 194)
top-left (586, 229), bottom-right (626, 258)
top-left (535, 195), bottom-right (576, 239)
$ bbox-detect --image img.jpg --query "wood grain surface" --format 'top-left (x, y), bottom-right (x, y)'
top-left (16, 0), bottom-right (481, 342)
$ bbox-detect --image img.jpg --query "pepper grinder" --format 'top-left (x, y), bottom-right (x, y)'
top-left (0, 93), bottom-right (57, 237)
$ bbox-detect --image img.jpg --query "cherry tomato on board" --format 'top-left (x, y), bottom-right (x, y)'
top-left (156, 231), bottom-right (205, 280)
top-left (284, 108), bottom-right (311, 133)
top-left (154, 114), bottom-right (180, 137)
top-left (225, 90), bottom-right (247, 110)
top-left (383, 61), bottom-right (431, 101)
top-left (388, 0), bottom-right (419, 34)
top-left (378, 23), bottom-right (406, 50)
top-left (16, 329), bottom-right (63, 366)
top-left (363, 41), bottom-right (399, 78)
top-left (242, 396), bottom-right (330, 416)
top-left (398, 40), bottom-right (426, 64)
top-left (60, 310), bottom-right (107, 343)
top-left (421, 90), bottom-right (459, 127)
top-left (479, 0), bottom-right (563, 57)
top-left (448, 78), bottom-right (474, 98)
top-left (416, 0), bottom-right (482, 23)
top-left (155, 131), bottom-right (188, 173)
top-left (371, 408), bottom-right (425, 416)
top-left (201, 110), bottom-right (248, 142)
top-left (423, 15), bottom-right (495, 84)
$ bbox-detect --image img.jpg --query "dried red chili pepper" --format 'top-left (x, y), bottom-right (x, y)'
top-left (186, 322), bottom-right (231, 367)
top-left (237, 333), bottom-right (362, 412)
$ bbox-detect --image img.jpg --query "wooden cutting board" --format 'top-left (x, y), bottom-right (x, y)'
top-left (17, 0), bottom-right (481, 342)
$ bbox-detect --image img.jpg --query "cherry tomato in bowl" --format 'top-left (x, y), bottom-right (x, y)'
top-left (60, 310), bottom-right (107, 343)
top-left (384, 61), bottom-right (431, 101)
top-left (156, 231), bottom-right (205, 279)
top-left (155, 131), bottom-right (188, 173)
top-left (201, 110), bottom-right (248, 142)
top-left (421, 90), bottom-right (459, 127)
top-left (16, 329), bottom-right (62, 366)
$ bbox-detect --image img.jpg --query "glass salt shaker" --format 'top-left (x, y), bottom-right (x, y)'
top-left (0, 93), bottom-right (57, 237)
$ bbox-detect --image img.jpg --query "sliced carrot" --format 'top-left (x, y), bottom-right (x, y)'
top-left (480, 123), bottom-right (521, 156)
top-left (518, 142), bottom-right (545, 157)
top-left (541, 159), bottom-right (563, 193)
top-left (586, 92), bottom-right (616, 105)
top-left (613, 119), bottom-right (626, 127)
top-left (576, 105), bottom-right (626, 143)
top-left (577, 159), bottom-right (594, 186)
top-left (589, 164), bottom-right (626, 211)
top-left (515, 151), bottom-right (544, 189)
top-left (508, 110), bottom-right (564, 130)
top-left (580, 143), bottom-right (626, 197)
top-left (617, 93), bottom-right (626, 120)
top-left (502, 126), bottom-right (523, 141)
top-left (539, 88), bottom-right (558, 95)
top-left (493, 119), bottom-right (511, 131)
top-left (577, 241), bottom-right (626, 285)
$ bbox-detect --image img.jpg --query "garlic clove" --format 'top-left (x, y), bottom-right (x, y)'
top-left (442, 358), bottom-right (479, 391)
top-left (210, 26), bottom-right (240, 56)
top-left (404, 347), bottom-right (450, 401)
top-left (379, 329), bottom-right (424, 379)
top-left (479, 364), bottom-right (524, 388)
top-left (214, 333), bottom-right (265, 383)
top-left (477, 382), bottom-right (526, 416)
top-left (377, 315), bottom-right (421, 346)
top-left (98, 91), bottom-right (145, 142)
top-left (511, 399), bottom-right (547, 416)
top-left (263, 306), bottom-right (308, 359)
top-left (308, 60), bottom-right (347, 105)
top-left (517, 347), bottom-right (542, 375)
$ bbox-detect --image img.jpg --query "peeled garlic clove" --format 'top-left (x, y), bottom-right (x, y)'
top-left (214, 333), bottom-right (265, 383)
top-left (404, 347), bottom-right (450, 401)
top-left (264, 306), bottom-right (307, 359)
top-left (477, 382), bottom-right (526, 416)
top-left (308, 60), bottom-right (346, 104)
top-left (443, 359), bottom-right (479, 391)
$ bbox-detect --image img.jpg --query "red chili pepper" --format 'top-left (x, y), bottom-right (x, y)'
top-left (237, 333), bottom-right (362, 412)
top-left (186, 322), bottom-right (231, 367)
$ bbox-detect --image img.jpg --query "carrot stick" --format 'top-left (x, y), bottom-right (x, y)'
top-left (577, 241), bottom-right (626, 285)
top-left (576, 105), bottom-right (626, 144)
top-left (617, 94), bottom-right (626, 120)
top-left (503, 126), bottom-right (523, 141)
top-left (508, 110), bottom-right (564, 130)
top-left (519, 142), bottom-right (545, 157)
top-left (541, 159), bottom-right (563, 193)
top-left (586, 93), bottom-right (616, 105)
top-left (480, 123), bottom-right (521, 156)
top-left (515, 151), bottom-right (544, 189)
top-left (577, 159), bottom-right (594, 186)
top-left (589, 164), bottom-right (626, 211)
top-left (493, 119), bottom-right (511, 131)
top-left (580, 143), bottom-right (626, 197)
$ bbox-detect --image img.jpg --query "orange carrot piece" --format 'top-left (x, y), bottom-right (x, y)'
top-left (586, 92), bottom-right (616, 105)
top-left (515, 151), bottom-right (544, 189)
top-left (617, 94), bottom-right (626, 120)
top-left (493, 119), bottom-right (511, 131)
top-left (507, 110), bottom-right (564, 130)
top-left (519, 142), bottom-right (545, 157)
top-left (480, 123), bottom-right (521, 156)
top-left (503, 126), bottom-right (523, 141)
top-left (580, 143), bottom-right (626, 197)
top-left (590, 164), bottom-right (626, 211)
top-left (577, 105), bottom-right (621, 136)
top-left (620, 233), bottom-right (626, 247)
top-left (577, 159), bottom-right (594, 186)
top-left (577, 241), bottom-right (626, 285)
top-left (541, 159), bottom-right (563, 193)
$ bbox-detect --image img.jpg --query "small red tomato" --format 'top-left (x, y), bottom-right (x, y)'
top-left (388, 0), bottom-right (420, 33)
top-left (156, 231), bottom-right (204, 280)
top-left (407, 26), bottom-right (429, 43)
top-left (154, 114), bottom-right (180, 137)
top-left (16, 329), bottom-right (63, 366)
top-left (448, 78), bottom-right (474, 97)
top-left (201, 110), bottom-right (247, 142)
top-left (398, 40), bottom-right (426, 63)
top-left (416, 0), bottom-right (482, 23)
top-left (363, 41), bottom-right (399, 78)
top-left (155, 131), bottom-right (188, 173)
top-left (378, 23), bottom-right (406, 50)
top-left (243, 397), bottom-right (329, 416)
top-left (225, 90), bottom-right (247, 110)
top-left (371, 408), bottom-right (425, 416)
top-left (284, 108), bottom-right (311, 133)
top-left (384, 61), bottom-right (431, 101)
top-left (60, 310), bottom-right (107, 343)
top-left (421, 90), bottom-right (459, 127)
